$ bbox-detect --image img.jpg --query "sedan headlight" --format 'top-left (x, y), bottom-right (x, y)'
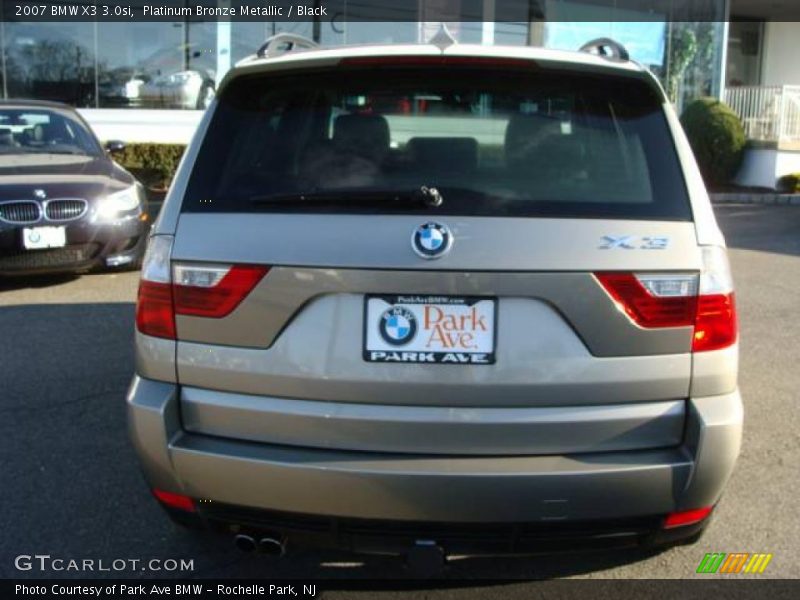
top-left (124, 79), bottom-right (144, 98)
top-left (97, 185), bottom-right (142, 220)
top-left (167, 71), bottom-right (195, 85)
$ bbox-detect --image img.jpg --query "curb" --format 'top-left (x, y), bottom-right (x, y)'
top-left (711, 193), bottom-right (800, 205)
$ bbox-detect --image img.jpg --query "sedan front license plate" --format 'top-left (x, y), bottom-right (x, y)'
top-left (22, 226), bottom-right (66, 250)
top-left (364, 295), bottom-right (496, 364)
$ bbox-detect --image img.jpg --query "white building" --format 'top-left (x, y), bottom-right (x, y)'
top-left (725, 4), bottom-right (800, 188)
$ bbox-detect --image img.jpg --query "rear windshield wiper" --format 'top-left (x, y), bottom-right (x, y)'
top-left (248, 185), bottom-right (444, 209)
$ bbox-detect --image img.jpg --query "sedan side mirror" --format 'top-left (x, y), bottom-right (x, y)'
top-left (105, 140), bottom-right (126, 155)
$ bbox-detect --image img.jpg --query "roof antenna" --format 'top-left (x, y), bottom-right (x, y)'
top-left (428, 23), bottom-right (457, 52)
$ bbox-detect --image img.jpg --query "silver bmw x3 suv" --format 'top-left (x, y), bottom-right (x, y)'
top-left (128, 37), bottom-right (742, 559)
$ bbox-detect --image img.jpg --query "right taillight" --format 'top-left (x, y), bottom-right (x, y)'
top-left (593, 272), bottom-right (698, 328)
top-left (595, 246), bottom-right (737, 353)
top-left (692, 247), bottom-right (737, 352)
top-left (693, 294), bottom-right (737, 352)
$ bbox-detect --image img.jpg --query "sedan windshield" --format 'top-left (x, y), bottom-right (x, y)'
top-left (0, 108), bottom-right (102, 157)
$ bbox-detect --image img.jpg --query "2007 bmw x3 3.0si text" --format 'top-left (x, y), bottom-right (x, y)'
top-left (127, 36), bottom-right (742, 559)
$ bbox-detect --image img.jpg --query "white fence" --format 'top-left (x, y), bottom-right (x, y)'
top-left (725, 85), bottom-right (800, 146)
top-left (78, 108), bottom-right (204, 144)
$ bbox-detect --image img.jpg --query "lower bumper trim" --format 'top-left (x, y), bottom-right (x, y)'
top-left (194, 502), bottom-right (702, 556)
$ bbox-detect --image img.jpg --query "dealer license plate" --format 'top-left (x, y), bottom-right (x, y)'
top-left (364, 295), bottom-right (496, 364)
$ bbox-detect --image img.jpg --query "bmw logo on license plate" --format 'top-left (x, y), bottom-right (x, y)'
top-left (378, 306), bottom-right (418, 346)
top-left (412, 222), bottom-right (453, 259)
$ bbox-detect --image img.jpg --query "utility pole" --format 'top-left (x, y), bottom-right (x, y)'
top-left (312, 0), bottom-right (321, 43)
top-left (183, 0), bottom-right (190, 72)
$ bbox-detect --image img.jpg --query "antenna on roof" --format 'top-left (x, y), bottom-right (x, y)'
top-left (578, 38), bottom-right (630, 61)
top-left (428, 23), bottom-right (457, 52)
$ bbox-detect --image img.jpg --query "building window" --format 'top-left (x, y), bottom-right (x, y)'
top-left (726, 20), bottom-right (764, 87)
top-left (97, 21), bottom-right (218, 110)
top-left (671, 21), bottom-right (727, 111)
top-left (2, 22), bottom-right (96, 107)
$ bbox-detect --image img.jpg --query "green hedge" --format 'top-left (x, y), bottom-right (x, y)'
top-left (113, 143), bottom-right (187, 190)
top-left (777, 173), bottom-right (800, 193)
top-left (680, 97), bottom-right (746, 186)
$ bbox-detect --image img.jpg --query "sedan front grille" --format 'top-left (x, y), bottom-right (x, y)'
top-left (0, 201), bottom-right (42, 224)
top-left (45, 199), bottom-right (88, 222)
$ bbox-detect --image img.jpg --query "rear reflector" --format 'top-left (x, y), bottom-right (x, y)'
top-left (152, 489), bottom-right (195, 513)
top-left (173, 264), bottom-right (269, 318)
top-left (663, 506), bottom-right (713, 529)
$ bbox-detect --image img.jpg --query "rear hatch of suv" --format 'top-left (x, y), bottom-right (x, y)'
top-left (141, 55), bottom-right (730, 457)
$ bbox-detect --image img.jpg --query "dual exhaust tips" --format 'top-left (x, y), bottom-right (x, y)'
top-left (233, 533), bottom-right (446, 575)
top-left (234, 533), bottom-right (286, 556)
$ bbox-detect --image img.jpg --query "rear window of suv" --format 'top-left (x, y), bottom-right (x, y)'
top-left (183, 64), bottom-right (692, 220)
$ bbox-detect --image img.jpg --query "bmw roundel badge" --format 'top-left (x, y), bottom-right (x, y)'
top-left (411, 222), bottom-right (453, 259)
top-left (379, 306), bottom-right (418, 346)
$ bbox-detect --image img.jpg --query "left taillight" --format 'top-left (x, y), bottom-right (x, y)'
top-left (136, 235), bottom-right (176, 339)
top-left (135, 236), bottom-right (269, 339)
top-left (595, 247), bottom-right (737, 353)
top-left (172, 263), bottom-right (269, 318)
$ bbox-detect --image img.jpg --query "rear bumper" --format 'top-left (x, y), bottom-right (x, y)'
top-left (127, 376), bottom-right (741, 550)
top-left (179, 386), bottom-right (687, 455)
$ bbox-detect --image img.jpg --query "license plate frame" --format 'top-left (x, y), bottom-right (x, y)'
top-left (363, 294), bottom-right (497, 365)
top-left (22, 226), bottom-right (67, 250)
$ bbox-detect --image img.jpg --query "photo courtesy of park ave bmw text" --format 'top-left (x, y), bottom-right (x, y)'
top-left (1, 0), bottom-right (799, 597)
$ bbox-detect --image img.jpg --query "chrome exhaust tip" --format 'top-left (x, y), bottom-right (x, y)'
top-left (233, 534), bottom-right (257, 553)
top-left (258, 536), bottom-right (286, 557)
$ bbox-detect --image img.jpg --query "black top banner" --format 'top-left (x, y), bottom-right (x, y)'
top-left (1, 0), bottom-right (794, 23)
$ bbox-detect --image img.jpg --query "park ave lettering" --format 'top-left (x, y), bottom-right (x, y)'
top-left (424, 305), bottom-right (488, 349)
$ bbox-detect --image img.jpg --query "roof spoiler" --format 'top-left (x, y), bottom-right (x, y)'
top-left (578, 38), bottom-right (630, 61)
top-left (257, 33), bottom-right (319, 58)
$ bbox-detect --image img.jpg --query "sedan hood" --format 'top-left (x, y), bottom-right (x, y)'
top-left (0, 154), bottom-right (134, 200)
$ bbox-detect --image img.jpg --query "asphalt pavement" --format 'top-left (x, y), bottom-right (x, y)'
top-left (1, 204), bottom-right (798, 588)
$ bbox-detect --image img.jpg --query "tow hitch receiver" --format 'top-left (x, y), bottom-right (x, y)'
top-left (406, 540), bottom-right (445, 576)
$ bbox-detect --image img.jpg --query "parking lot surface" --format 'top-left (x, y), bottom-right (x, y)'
top-left (1, 204), bottom-right (798, 585)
